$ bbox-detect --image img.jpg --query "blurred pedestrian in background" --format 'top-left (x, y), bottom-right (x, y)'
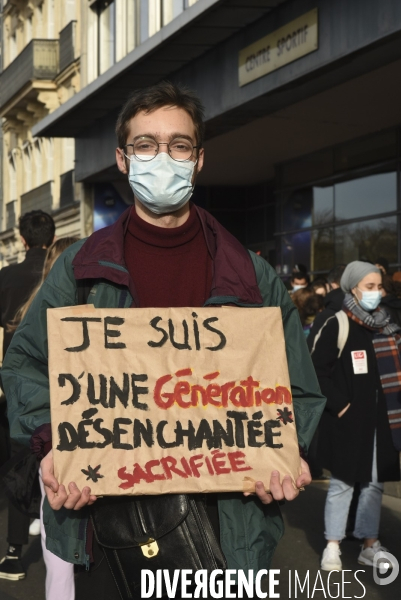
top-left (308, 278), bottom-right (328, 297)
top-left (0, 211), bottom-right (55, 582)
top-left (375, 256), bottom-right (389, 276)
top-left (6, 237), bottom-right (79, 599)
top-left (308, 265), bottom-right (346, 350)
top-left (292, 287), bottom-right (324, 338)
top-left (380, 274), bottom-right (401, 327)
top-left (290, 265), bottom-right (310, 294)
top-left (311, 261), bottom-right (400, 571)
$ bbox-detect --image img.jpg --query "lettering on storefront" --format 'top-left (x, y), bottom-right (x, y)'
top-left (239, 9), bottom-right (318, 86)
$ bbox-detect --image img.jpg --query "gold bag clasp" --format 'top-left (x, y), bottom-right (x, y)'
top-left (139, 538), bottom-right (159, 558)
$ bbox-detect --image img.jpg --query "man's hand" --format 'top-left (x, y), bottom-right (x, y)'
top-left (243, 458), bottom-right (312, 505)
top-left (40, 450), bottom-right (97, 510)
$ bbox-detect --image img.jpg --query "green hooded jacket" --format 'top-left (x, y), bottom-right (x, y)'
top-left (1, 206), bottom-right (325, 573)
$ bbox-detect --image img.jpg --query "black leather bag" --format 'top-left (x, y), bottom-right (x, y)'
top-left (90, 494), bottom-right (227, 599)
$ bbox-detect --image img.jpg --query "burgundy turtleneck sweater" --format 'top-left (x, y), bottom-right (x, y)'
top-left (124, 205), bottom-right (212, 308)
top-left (123, 205), bottom-right (220, 540)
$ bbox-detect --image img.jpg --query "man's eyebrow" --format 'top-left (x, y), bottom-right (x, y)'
top-left (131, 133), bottom-right (195, 143)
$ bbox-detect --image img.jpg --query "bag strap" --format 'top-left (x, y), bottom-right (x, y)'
top-left (335, 309), bottom-right (349, 357)
top-left (310, 311), bottom-right (349, 358)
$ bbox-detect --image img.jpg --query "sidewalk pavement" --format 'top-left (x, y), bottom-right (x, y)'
top-left (0, 482), bottom-right (400, 600)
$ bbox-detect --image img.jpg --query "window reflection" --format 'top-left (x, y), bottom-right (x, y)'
top-left (312, 228), bottom-right (334, 272)
top-left (282, 185), bottom-right (334, 231)
top-left (281, 231), bottom-right (311, 275)
top-left (282, 189), bottom-right (312, 231)
top-left (335, 217), bottom-right (397, 265)
top-left (334, 171), bottom-right (396, 221)
top-left (99, 0), bottom-right (115, 74)
top-left (313, 186), bottom-right (333, 225)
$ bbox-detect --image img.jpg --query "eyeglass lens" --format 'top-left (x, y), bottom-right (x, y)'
top-left (128, 136), bottom-right (194, 161)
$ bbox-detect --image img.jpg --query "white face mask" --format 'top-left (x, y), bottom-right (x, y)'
top-left (292, 284), bottom-right (306, 292)
top-left (127, 153), bottom-right (196, 214)
top-left (357, 288), bottom-right (382, 311)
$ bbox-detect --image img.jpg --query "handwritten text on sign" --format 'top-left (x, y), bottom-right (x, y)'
top-left (47, 306), bottom-right (301, 495)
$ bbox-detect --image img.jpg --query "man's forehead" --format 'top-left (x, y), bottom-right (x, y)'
top-left (127, 106), bottom-right (196, 139)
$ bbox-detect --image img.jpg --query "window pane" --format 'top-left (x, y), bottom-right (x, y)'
top-left (99, 1), bottom-right (115, 74)
top-left (312, 228), bottom-right (335, 273)
top-left (282, 185), bottom-right (334, 231)
top-left (281, 231), bottom-right (311, 275)
top-left (335, 217), bottom-right (397, 265)
top-left (282, 189), bottom-right (312, 231)
top-left (334, 171), bottom-right (396, 221)
top-left (313, 186), bottom-right (334, 225)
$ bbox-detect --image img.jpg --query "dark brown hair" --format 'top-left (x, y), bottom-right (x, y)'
top-left (7, 237), bottom-right (79, 332)
top-left (115, 81), bottom-right (205, 149)
top-left (19, 210), bottom-right (55, 248)
top-left (292, 288), bottom-right (324, 326)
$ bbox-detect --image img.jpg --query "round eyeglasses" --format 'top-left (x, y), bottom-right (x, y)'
top-left (123, 136), bottom-right (200, 162)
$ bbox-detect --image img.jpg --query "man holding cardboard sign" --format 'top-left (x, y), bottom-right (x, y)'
top-left (2, 82), bottom-right (325, 599)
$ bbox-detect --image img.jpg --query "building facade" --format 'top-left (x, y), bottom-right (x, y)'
top-left (12, 0), bottom-right (401, 278)
top-left (0, 0), bottom-right (81, 266)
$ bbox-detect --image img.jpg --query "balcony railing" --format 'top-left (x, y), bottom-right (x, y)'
top-left (0, 40), bottom-right (59, 108)
top-left (21, 181), bottom-right (53, 215)
top-left (59, 21), bottom-right (77, 73)
top-left (5, 201), bottom-right (17, 230)
top-left (60, 170), bottom-right (75, 208)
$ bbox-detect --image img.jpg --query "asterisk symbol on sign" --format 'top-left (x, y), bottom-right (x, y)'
top-left (81, 464), bottom-right (104, 483)
top-left (277, 407), bottom-right (293, 425)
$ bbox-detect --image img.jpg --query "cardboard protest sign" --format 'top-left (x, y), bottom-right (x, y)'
top-left (48, 306), bottom-right (301, 495)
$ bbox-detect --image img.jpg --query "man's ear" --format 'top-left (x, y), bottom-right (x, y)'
top-left (196, 147), bottom-right (204, 174)
top-left (116, 148), bottom-right (129, 175)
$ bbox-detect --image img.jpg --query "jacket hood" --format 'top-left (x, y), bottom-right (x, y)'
top-left (324, 287), bottom-right (344, 312)
top-left (380, 294), bottom-right (401, 309)
top-left (72, 204), bottom-right (262, 306)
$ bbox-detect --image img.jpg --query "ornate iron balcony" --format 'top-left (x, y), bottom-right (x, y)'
top-left (0, 39), bottom-right (59, 109)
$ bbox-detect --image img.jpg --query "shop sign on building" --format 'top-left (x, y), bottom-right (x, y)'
top-left (239, 9), bottom-right (318, 87)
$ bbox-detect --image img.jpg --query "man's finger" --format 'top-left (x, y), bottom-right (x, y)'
top-left (269, 471), bottom-right (285, 501)
top-left (73, 487), bottom-right (93, 511)
top-left (41, 450), bottom-right (59, 493)
top-left (63, 482), bottom-right (83, 510)
top-left (254, 481), bottom-right (274, 504)
top-left (296, 472), bottom-right (312, 489)
top-left (282, 476), bottom-right (298, 501)
top-left (42, 471), bottom-right (59, 493)
top-left (46, 483), bottom-right (68, 510)
top-left (296, 460), bottom-right (312, 489)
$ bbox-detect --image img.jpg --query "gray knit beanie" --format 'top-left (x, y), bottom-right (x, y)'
top-left (340, 261), bottom-right (381, 293)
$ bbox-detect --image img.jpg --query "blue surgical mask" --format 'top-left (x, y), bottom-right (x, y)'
top-left (292, 284), bottom-right (306, 292)
top-left (357, 288), bottom-right (382, 311)
top-left (128, 153), bottom-right (196, 214)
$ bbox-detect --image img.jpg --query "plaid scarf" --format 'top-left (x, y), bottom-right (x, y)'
top-left (343, 293), bottom-right (401, 451)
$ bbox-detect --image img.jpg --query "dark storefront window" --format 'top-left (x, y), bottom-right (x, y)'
top-left (312, 227), bottom-right (335, 273)
top-left (276, 129), bottom-right (400, 277)
top-left (193, 183), bottom-right (276, 260)
top-left (334, 170), bottom-right (396, 221)
top-left (335, 217), bottom-right (397, 266)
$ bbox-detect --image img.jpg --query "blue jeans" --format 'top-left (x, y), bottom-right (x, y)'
top-left (324, 436), bottom-right (383, 541)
